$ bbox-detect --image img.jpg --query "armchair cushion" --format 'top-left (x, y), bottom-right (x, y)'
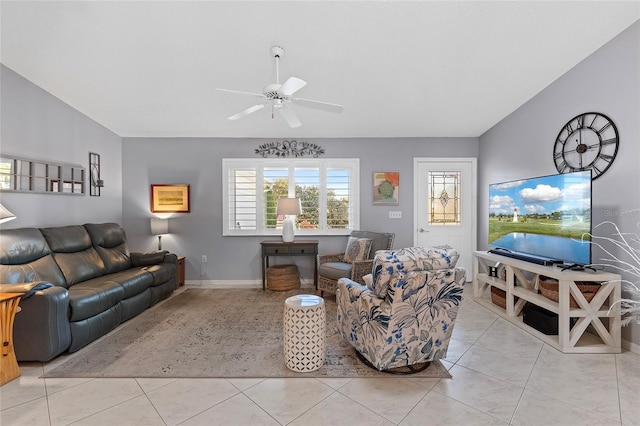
top-left (370, 245), bottom-right (460, 298)
top-left (343, 237), bottom-right (372, 263)
top-left (318, 262), bottom-right (352, 281)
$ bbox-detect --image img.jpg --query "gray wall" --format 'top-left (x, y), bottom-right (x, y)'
top-left (122, 137), bottom-right (478, 284)
top-left (479, 22), bottom-right (640, 347)
top-left (0, 65), bottom-right (123, 227)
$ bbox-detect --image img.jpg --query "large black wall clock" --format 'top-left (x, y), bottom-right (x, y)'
top-left (553, 112), bottom-right (619, 180)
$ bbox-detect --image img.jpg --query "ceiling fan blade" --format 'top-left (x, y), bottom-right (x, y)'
top-left (278, 77), bottom-right (307, 96)
top-left (216, 88), bottom-right (266, 99)
top-left (278, 106), bottom-right (302, 128)
top-left (292, 97), bottom-right (344, 114)
top-left (228, 103), bottom-right (266, 120)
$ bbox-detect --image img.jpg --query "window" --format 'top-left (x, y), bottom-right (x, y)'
top-left (223, 158), bottom-right (359, 236)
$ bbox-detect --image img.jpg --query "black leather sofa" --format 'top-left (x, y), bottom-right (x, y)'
top-left (0, 222), bottom-right (177, 361)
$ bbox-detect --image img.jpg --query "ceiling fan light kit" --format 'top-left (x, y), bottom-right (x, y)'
top-left (217, 46), bottom-right (343, 128)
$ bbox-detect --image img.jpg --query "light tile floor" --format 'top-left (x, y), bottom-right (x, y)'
top-left (1, 286), bottom-right (639, 426)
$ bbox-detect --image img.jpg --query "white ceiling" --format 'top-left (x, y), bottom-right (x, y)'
top-left (1, 1), bottom-right (639, 139)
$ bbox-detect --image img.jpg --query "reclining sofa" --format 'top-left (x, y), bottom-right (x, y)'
top-left (0, 222), bottom-right (177, 361)
top-left (336, 245), bottom-right (466, 371)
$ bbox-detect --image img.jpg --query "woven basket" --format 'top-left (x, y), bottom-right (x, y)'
top-left (490, 287), bottom-right (507, 309)
top-left (267, 265), bottom-right (300, 291)
top-left (538, 277), bottom-right (601, 308)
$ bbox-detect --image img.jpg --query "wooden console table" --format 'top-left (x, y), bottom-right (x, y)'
top-left (261, 240), bottom-right (319, 290)
top-left (473, 251), bottom-right (621, 353)
top-left (1, 293), bottom-right (22, 386)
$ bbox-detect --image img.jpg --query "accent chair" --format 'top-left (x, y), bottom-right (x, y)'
top-left (316, 230), bottom-right (395, 295)
top-left (336, 245), bottom-right (466, 372)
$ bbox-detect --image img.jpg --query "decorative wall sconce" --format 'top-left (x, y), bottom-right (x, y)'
top-left (89, 152), bottom-right (104, 196)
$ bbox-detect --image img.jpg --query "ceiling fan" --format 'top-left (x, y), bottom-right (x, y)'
top-left (216, 46), bottom-right (343, 128)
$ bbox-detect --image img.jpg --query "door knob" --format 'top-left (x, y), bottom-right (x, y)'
top-left (419, 228), bottom-right (428, 233)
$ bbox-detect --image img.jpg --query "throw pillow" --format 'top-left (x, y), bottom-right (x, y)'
top-left (343, 237), bottom-right (373, 263)
top-left (363, 273), bottom-right (373, 286)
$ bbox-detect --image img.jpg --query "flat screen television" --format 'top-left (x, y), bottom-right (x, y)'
top-left (488, 170), bottom-right (592, 268)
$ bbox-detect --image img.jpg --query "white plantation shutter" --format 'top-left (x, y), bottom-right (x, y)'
top-left (223, 159), bottom-right (359, 236)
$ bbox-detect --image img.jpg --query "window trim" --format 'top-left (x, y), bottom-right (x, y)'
top-left (223, 158), bottom-right (360, 236)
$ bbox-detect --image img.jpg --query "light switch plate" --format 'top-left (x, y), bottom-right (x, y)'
top-left (389, 211), bottom-right (402, 219)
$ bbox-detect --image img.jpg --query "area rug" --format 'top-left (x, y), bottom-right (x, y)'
top-left (44, 288), bottom-right (451, 379)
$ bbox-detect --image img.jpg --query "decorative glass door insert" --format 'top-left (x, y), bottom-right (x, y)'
top-left (428, 171), bottom-right (461, 225)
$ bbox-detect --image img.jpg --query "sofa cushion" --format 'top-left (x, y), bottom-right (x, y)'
top-left (67, 280), bottom-right (125, 321)
top-left (41, 225), bottom-right (107, 286)
top-left (85, 223), bottom-right (132, 274)
top-left (103, 269), bottom-right (154, 298)
top-left (318, 262), bottom-right (352, 281)
top-left (370, 245), bottom-right (459, 298)
top-left (343, 237), bottom-right (372, 263)
top-left (0, 228), bottom-right (68, 287)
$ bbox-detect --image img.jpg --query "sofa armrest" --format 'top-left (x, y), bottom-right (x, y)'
top-left (131, 251), bottom-right (177, 267)
top-left (337, 278), bottom-right (388, 317)
top-left (0, 281), bottom-right (53, 298)
top-left (5, 284), bottom-right (72, 362)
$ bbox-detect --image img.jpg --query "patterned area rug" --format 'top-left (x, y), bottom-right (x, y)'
top-left (44, 288), bottom-right (451, 378)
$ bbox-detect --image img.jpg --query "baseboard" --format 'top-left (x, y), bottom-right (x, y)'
top-left (622, 338), bottom-right (640, 355)
top-left (185, 279), bottom-right (315, 289)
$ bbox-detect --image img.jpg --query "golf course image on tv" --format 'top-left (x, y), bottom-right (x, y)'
top-left (488, 170), bottom-right (592, 266)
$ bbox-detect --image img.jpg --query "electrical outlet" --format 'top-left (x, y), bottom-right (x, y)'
top-left (201, 255), bottom-right (207, 263)
top-left (389, 211), bottom-right (402, 219)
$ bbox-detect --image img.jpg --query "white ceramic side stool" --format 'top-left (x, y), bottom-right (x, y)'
top-left (283, 294), bottom-right (326, 372)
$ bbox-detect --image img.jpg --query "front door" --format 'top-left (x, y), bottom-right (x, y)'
top-left (414, 158), bottom-right (476, 273)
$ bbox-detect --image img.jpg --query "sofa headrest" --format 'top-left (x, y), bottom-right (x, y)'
top-left (0, 228), bottom-right (51, 264)
top-left (84, 223), bottom-right (126, 248)
top-left (41, 225), bottom-right (92, 253)
top-left (0, 228), bottom-right (68, 287)
top-left (84, 222), bottom-right (131, 274)
top-left (368, 245), bottom-right (460, 298)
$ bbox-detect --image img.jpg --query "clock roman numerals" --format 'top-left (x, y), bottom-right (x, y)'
top-left (556, 160), bottom-right (569, 173)
top-left (553, 112), bottom-right (619, 180)
top-left (598, 122), bottom-right (612, 133)
top-left (564, 122), bottom-right (574, 133)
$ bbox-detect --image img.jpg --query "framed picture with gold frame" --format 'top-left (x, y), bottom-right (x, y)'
top-left (151, 184), bottom-right (190, 213)
top-left (373, 172), bottom-right (399, 205)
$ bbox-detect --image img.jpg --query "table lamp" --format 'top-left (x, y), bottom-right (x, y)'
top-left (276, 198), bottom-right (301, 242)
top-left (150, 218), bottom-right (169, 251)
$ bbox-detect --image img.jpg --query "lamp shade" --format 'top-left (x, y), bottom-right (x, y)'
top-left (0, 203), bottom-right (16, 224)
top-left (150, 218), bottom-right (169, 235)
top-left (276, 198), bottom-right (302, 216)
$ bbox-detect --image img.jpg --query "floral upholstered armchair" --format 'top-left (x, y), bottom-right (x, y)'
top-left (336, 245), bottom-right (466, 372)
top-left (316, 231), bottom-right (395, 295)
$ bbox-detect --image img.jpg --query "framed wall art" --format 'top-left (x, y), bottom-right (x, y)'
top-left (373, 172), bottom-right (399, 205)
top-left (151, 184), bottom-right (190, 213)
